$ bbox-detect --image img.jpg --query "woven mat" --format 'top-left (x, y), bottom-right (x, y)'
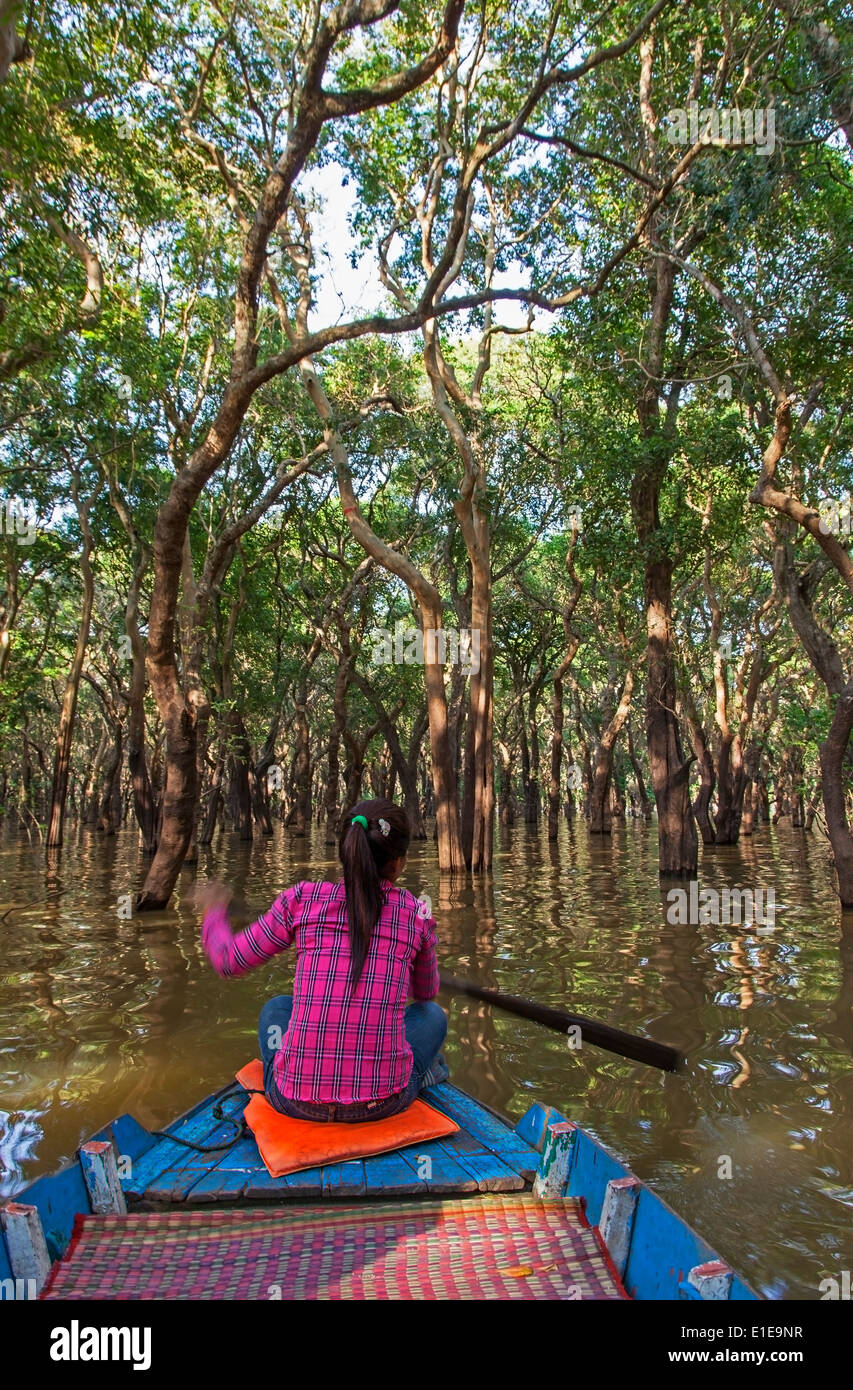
top-left (41, 1196), bottom-right (628, 1300)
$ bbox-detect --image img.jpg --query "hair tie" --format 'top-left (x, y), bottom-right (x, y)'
top-left (351, 814), bottom-right (368, 830)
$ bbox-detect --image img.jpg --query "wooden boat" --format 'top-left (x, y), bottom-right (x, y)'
top-left (1, 1077), bottom-right (758, 1301)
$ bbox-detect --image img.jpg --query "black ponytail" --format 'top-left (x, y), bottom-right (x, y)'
top-left (339, 799), bottom-right (411, 987)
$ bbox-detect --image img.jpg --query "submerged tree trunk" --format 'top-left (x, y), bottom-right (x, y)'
top-left (82, 725), bottom-right (109, 827)
top-left (524, 671), bottom-right (546, 824)
top-left (226, 710), bottom-right (253, 841)
top-left (821, 687), bottom-right (853, 900)
top-left (630, 47), bottom-right (699, 878)
top-left (326, 657), bottom-right (349, 839)
top-left (497, 735), bottom-right (516, 827)
top-left (548, 535), bottom-right (582, 841)
top-left (771, 531), bottom-right (853, 902)
top-left (681, 688), bottom-right (716, 845)
top-left (335, 452), bottom-right (464, 869)
top-left (804, 779), bottom-right (823, 832)
top-left (459, 545), bottom-right (494, 871)
top-left (97, 721), bottom-right (124, 834)
top-left (740, 744), bottom-right (761, 836)
top-left (589, 669), bottom-right (635, 835)
top-left (643, 558), bottom-right (697, 875)
top-left (200, 747), bottom-right (224, 846)
top-left (289, 680), bottom-right (312, 836)
top-left (634, 465), bottom-right (698, 870)
top-left (46, 478), bottom-right (98, 849)
top-left (109, 497), bottom-right (158, 853)
top-left (626, 719), bottom-right (652, 822)
top-left (251, 745), bottom-right (276, 837)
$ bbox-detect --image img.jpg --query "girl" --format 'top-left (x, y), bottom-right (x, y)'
top-left (195, 799), bottom-right (449, 1123)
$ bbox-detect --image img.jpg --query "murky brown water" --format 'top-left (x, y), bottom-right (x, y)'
top-left (1, 819), bottom-right (851, 1299)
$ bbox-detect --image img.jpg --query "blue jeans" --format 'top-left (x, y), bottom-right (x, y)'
top-left (257, 995), bottom-right (448, 1123)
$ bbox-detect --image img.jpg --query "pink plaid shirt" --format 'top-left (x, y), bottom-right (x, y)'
top-left (202, 879), bottom-right (440, 1104)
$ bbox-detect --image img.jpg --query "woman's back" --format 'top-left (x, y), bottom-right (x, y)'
top-left (200, 798), bottom-right (447, 1122)
top-left (206, 877), bottom-right (439, 1104)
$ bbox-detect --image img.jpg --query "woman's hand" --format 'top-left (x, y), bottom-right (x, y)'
top-left (188, 879), bottom-right (233, 916)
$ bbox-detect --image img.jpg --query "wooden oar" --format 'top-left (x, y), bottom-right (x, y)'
top-left (438, 969), bottom-right (684, 1073)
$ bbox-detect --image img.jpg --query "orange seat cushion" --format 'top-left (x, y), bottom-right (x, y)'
top-left (235, 1060), bottom-right (459, 1178)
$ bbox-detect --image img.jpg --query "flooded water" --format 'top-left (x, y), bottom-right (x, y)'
top-left (1, 819), bottom-right (851, 1299)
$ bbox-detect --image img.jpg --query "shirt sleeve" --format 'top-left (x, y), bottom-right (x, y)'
top-left (202, 883), bottom-right (302, 979)
top-left (410, 912), bottom-right (440, 1000)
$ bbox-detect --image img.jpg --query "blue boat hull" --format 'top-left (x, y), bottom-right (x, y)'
top-left (2, 1081), bottom-right (758, 1301)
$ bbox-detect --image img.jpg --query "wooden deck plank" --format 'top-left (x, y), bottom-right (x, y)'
top-left (447, 1148), bottom-right (527, 1193)
top-left (143, 1114), bottom-right (246, 1202)
top-left (122, 1098), bottom-right (232, 1199)
top-left (360, 1149), bottom-right (426, 1196)
top-left (183, 1134), bottom-right (263, 1203)
top-left (427, 1086), bottom-right (539, 1176)
top-left (432, 1127), bottom-right (489, 1157)
top-left (321, 1160), bottom-right (366, 1198)
top-left (421, 1150), bottom-right (479, 1194)
top-left (241, 1168), bottom-right (324, 1200)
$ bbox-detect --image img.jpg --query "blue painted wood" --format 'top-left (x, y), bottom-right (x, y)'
top-left (424, 1084), bottom-right (509, 1143)
top-left (422, 1151), bottom-right (478, 1194)
top-left (321, 1160), bottom-right (366, 1197)
top-left (433, 1126), bottom-right (489, 1158)
top-left (427, 1084), bottom-right (533, 1150)
top-left (143, 1108), bottom-right (250, 1202)
top-left (238, 1166), bottom-right (323, 1199)
top-left (93, 1113), bottom-right (156, 1165)
top-left (6, 1077), bottom-right (759, 1300)
top-left (0, 1228), bottom-right (13, 1290)
top-left (280, 1168), bottom-right (325, 1196)
top-left (623, 1184), bottom-right (720, 1301)
top-left (378, 1136), bottom-right (477, 1194)
top-left (451, 1149), bottom-right (526, 1192)
top-left (186, 1168), bottom-right (254, 1202)
top-left (566, 1128), bottom-right (629, 1226)
top-left (622, 1184), bottom-right (755, 1301)
top-left (4, 1160), bottom-right (92, 1264)
top-left (122, 1095), bottom-right (237, 1199)
top-left (2, 1107), bottom-right (160, 1277)
top-left (360, 1150), bottom-right (425, 1196)
top-left (184, 1134), bottom-right (264, 1203)
top-left (427, 1085), bottom-right (539, 1174)
top-left (515, 1102), bottom-right (567, 1151)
